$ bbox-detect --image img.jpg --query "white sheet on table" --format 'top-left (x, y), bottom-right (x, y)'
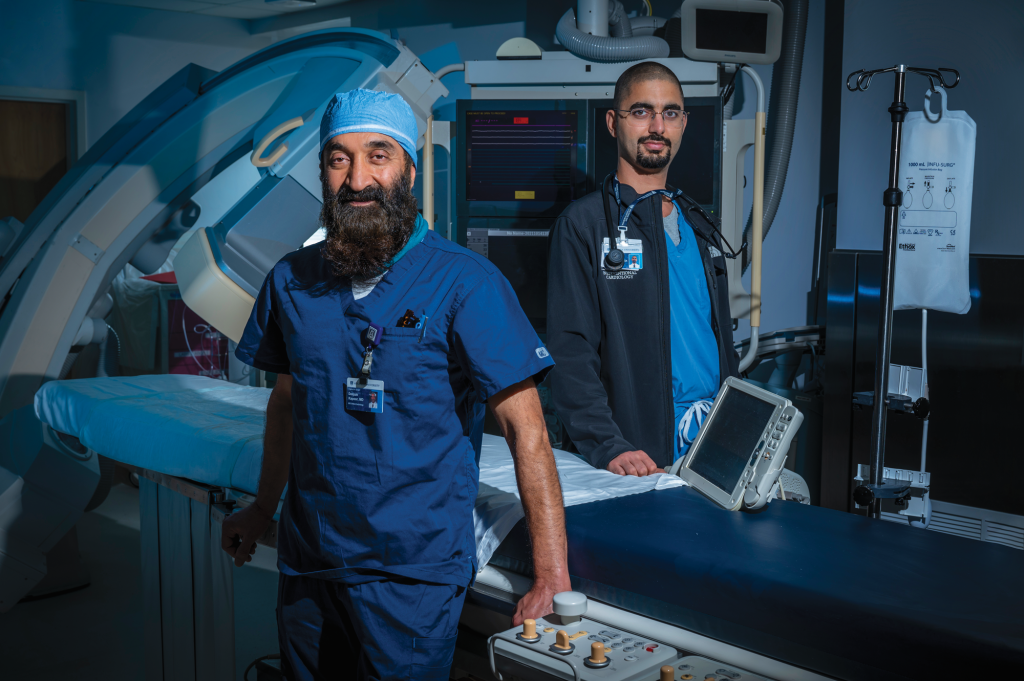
top-left (34, 375), bottom-right (685, 569)
top-left (34, 375), bottom-right (269, 494)
top-left (474, 436), bottom-right (684, 570)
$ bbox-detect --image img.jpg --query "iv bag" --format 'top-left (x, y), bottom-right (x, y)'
top-left (894, 87), bottom-right (976, 313)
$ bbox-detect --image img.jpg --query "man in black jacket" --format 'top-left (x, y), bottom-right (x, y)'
top-left (547, 62), bottom-right (739, 476)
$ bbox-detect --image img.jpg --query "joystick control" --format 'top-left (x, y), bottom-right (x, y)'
top-left (660, 666), bottom-right (675, 681)
top-left (516, 618), bottom-right (539, 642)
top-left (584, 642), bottom-right (610, 669)
top-left (550, 630), bottom-right (574, 654)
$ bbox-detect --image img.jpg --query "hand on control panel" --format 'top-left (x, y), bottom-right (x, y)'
top-left (511, 576), bottom-right (573, 626)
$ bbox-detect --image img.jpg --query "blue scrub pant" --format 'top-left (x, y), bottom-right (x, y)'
top-left (277, 573), bottom-right (466, 681)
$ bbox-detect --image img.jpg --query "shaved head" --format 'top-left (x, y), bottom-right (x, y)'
top-left (613, 61), bottom-right (684, 111)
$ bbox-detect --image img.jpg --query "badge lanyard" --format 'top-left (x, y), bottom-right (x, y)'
top-left (347, 322), bottom-right (385, 414)
top-left (358, 322), bottom-right (383, 383)
top-left (611, 176), bottom-right (681, 247)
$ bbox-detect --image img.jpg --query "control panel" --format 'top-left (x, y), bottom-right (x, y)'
top-left (488, 592), bottom-right (774, 681)
top-left (674, 656), bottom-right (770, 681)
top-left (489, 615), bottom-right (680, 681)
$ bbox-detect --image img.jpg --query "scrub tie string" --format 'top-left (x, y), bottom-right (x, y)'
top-left (678, 399), bottom-right (714, 450)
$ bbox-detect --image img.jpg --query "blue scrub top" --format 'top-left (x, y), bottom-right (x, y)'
top-left (666, 206), bottom-right (719, 460)
top-left (236, 216), bottom-right (553, 586)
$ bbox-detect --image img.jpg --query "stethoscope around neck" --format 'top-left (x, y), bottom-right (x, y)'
top-left (600, 173), bottom-right (743, 271)
top-left (601, 174), bottom-right (681, 272)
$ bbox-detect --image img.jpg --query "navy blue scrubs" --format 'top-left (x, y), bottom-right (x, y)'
top-left (236, 216), bottom-right (552, 679)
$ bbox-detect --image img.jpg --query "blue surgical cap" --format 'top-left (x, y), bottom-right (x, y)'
top-left (318, 89), bottom-right (418, 167)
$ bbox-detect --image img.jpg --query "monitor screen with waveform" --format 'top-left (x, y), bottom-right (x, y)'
top-left (464, 110), bottom-right (578, 204)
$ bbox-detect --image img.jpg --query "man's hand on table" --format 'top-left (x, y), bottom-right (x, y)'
top-left (607, 450), bottom-right (665, 476)
top-left (512, 571), bottom-right (574, 626)
top-left (221, 501), bottom-right (275, 567)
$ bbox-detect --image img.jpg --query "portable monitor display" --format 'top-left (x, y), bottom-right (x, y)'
top-left (670, 377), bottom-right (804, 511)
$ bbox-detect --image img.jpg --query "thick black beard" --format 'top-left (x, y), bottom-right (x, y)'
top-left (319, 166), bottom-right (419, 280)
top-left (634, 133), bottom-right (673, 169)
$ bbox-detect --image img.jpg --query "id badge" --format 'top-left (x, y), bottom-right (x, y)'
top-left (602, 238), bottom-right (644, 270)
top-left (346, 378), bottom-right (384, 413)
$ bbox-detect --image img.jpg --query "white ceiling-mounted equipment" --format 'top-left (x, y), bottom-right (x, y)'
top-left (679, 0), bottom-right (784, 65)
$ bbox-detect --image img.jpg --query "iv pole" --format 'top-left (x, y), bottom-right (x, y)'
top-left (845, 64), bottom-right (959, 519)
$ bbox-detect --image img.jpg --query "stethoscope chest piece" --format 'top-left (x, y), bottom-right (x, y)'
top-left (604, 246), bottom-right (625, 271)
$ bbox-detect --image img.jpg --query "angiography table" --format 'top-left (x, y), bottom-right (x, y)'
top-left (27, 374), bottom-right (1024, 681)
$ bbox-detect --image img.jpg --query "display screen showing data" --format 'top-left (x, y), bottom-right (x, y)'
top-left (696, 9), bottom-right (769, 54)
top-left (465, 110), bottom-right (578, 203)
top-left (689, 389), bottom-right (777, 492)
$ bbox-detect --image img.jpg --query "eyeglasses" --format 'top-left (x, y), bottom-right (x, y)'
top-left (614, 107), bottom-right (689, 128)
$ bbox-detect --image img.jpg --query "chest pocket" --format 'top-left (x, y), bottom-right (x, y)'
top-left (372, 325), bottom-right (449, 414)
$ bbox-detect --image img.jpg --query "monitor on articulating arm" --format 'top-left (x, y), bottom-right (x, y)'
top-left (678, 0), bottom-right (784, 65)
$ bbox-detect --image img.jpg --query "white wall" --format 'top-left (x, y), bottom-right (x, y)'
top-left (837, 0), bottom-right (1024, 253)
top-left (733, 0), bottom-right (826, 338)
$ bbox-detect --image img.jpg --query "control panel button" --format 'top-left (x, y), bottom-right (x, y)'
top-left (599, 630), bottom-right (615, 637)
top-left (645, 643), bottom-right (659, 652)
top-left (680, 675), bottom-right (693, 680)
top-left (678, 664), bottom-right (693, 671)
top-left (610, 642), bottom-right (622, 648)
top-left (624, 655), bottom-right (638, 662)
top-left (621, 637), bottom-right (633, 643)
top-left (716, 670), bottom-right (741, 679)
top-left (544, 627), bottom-right (555, 633)
top-left (623, 646), bottom-right (634, 652)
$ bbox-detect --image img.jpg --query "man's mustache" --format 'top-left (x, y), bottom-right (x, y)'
top-left (637, 133), bottom-right (672, 148)
top-left (335, 183), bottom-right (387, 206)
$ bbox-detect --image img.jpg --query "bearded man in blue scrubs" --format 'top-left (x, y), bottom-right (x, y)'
top-left (221, 90), bottom-right (570, 680)
top-left (547, 62), bottom-right (740, 475)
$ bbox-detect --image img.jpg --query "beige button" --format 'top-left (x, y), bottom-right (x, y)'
top-left (588, 642), bottom-right (607, 664)
top-left (567, 630), bottom-right (588, 641)
top-left (661, 666), bottom-right (674, 681)
top-left (520, 619), bottom-right (539, 640)
top-left (553, 630), bottom-right (571, 650)
top-left (543, 627), bottom-right (555, 633)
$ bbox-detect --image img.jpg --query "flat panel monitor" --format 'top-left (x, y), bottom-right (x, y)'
top-left (670, 377), bottom-right (802, 511)
top-left (457, 100), bottom-right (588, 219)
top-left (689, 388), bottom-right (778, 493)
top-left (589, 96), bottom-right (722, 217)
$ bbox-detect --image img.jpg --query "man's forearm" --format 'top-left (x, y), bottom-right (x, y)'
top-left (493, 381), bottom-right (568, 585)
top-left (510, 422), bottom-right (568, 585)
top-left (255, 389), bottom-right (293, 517)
